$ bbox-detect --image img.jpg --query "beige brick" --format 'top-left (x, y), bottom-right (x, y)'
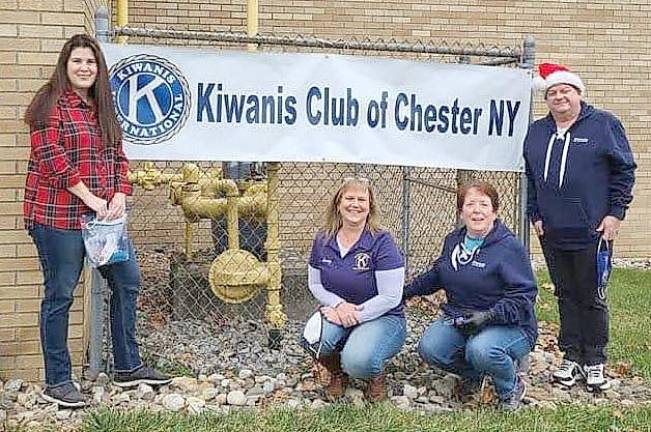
top-left (17, 52), bottom-right (60, 65)
top-left (0, 244), bottom-right (15, 257)
top-left (0, 51), bottom-right (16, 64)
top-left (0, 215), bottom-right (17, 229)
top-left (0, 106), bottom-right (17, 120)
top-left (0, 175), bottom-right (28, 190)
top-left (0, 79), bottom-right (18, 92)
top-left (63, 26), bottom-right (85, 38)
top-left (16, 270), bottom-right (43, 285)
top-left (0, 257), bottom-right (40, 271)
top-left (0, 11), bottom-right (40, 25)
top-left (16, 243), bottom-right (37, 258)
top-left (0, 202), bottom-right (22, 215)
top-left (14, 299), bottom-right (41, 313)
top-left (41, 12), bottom-right (83, 26)
top-left (0, 161), bottom-right (16, 174)
top-left (17, 0), bottom-right (64, 11)
top-left (0, 328), bottom-right (15, 342)
top-left (63, 0), bottom-right (84, 12)
top-left (0, 312), bottom-right (38, 328)
top-left (17, 326), bottom-right (39, 341)
top-left (39, 38), bottom-right (66, 53)
top-left (0, 300), bottom-right (14, 313)
top-left (0, 24), bottom-right (18, 37)
top-left (18, 25), bottom-right (64, 38)
top-left (2, 341), bottom-right (41, 356)
top-left (0, 134), bottom-right (16, 146)
top-left (0, 356), bottom-right (16, 371)
top-left (12, 354), bottom-right (42, 369)
top-left (0, 272), bottom-right (15, 287)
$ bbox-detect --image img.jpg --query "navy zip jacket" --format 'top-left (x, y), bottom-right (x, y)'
top-left (524, 102), bottom-right (636, 250)
top-left (404, 220), bottom-right (538, 347)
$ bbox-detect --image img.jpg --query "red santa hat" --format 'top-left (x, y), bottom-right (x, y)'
top-left (532, 63), bottom-right (585, 95)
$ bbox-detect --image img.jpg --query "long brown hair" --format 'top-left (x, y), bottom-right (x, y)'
top-left (324, 177), bottom-right (381, 237)
top-left (25, 34), bottom-right (122, 148)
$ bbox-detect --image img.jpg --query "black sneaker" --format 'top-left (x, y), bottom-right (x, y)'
top-left (498, 376), bottom-right (527, 411)
top-left (113, 366), bottom-right (172, 388)
top-left (42, 382), bottom-right (87, 408)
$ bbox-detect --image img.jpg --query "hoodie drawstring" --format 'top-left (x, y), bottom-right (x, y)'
top-left (543, 131), bottom-right (571, 189)
top-left (558, 131), bottom-right (571, 188)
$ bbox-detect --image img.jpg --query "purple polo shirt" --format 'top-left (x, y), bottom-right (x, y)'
top-left (309, 229), bottom-right (405, 317)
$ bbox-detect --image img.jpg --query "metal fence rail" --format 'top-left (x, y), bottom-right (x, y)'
top-left (90, 6), bottom-right (534, 378)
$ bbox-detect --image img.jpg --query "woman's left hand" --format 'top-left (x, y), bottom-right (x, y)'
top-left (321, 307), bottom-right (342, 325)
top-left (107, 192), bottom-right (126, 220)
top-left (336, 302), bottom-right (361, 328)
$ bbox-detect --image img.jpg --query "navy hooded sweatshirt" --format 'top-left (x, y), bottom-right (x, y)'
top-left (524, 102), bottom-right (636, 250)
top-left (404, 220), bottom-right (538, 347)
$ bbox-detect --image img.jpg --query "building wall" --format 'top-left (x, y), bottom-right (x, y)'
top-left (0, 0), bottom-right (107, 381)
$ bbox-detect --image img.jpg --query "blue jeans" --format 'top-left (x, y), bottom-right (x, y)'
top-left (310, 314), bottom-right (406, 379)
top-left (29, 224), bottom-right (143, 388)
top-left (418, 318), bottom-right (531, 400)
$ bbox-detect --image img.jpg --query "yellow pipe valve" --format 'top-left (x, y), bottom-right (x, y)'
top-left (209, 249), bottom-right (269, 304)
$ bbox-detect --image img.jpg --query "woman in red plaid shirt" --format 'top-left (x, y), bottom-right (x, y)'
top-left (24, 34), bottom-right (170, 408)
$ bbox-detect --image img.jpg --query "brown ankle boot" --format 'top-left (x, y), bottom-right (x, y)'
top-left (318, 354), bottom-right (348, 400)
top-left (365, 373), bottom-right (386, 402)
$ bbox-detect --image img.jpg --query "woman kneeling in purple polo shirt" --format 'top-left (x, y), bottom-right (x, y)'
top-left (404, 182), bottom-right (538, 411)
top-left (303, 177), bottom-right (406, 402)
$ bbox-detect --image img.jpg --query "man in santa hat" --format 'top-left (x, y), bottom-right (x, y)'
top-left (523, 63), bottom-right (636, 392)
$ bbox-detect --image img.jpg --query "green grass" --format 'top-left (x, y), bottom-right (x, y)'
top-left (535, 268), bottom-right (651, 380)
top-left (79, 404), bottom-right (651, 432)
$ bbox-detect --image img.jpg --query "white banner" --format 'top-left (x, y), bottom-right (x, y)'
top-left (103, 43), bottom-right (531, 171)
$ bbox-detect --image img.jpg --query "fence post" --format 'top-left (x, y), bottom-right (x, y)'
top-left (455, 55), bottom-right (473, 229)
top-left (401, 166), bottom-right (411, 276)
top-left (87, 5), bottom-right (111, 380)
top-left (518, 36), bottom-right (536, 252)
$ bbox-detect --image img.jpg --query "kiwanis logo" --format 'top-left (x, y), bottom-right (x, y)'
top-left (353, 253), bottom-right (371, 271)
top-left (109, 54), bottom-right (191, 145)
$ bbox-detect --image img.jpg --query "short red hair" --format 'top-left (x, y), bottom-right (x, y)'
top-left (457, 181), bottom-right (499, 212)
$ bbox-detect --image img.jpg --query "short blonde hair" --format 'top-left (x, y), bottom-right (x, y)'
top-left (324, 177), bottom-right (381, 237)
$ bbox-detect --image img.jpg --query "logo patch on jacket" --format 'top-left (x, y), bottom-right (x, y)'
top-left (572, 137), bottom-right (590, 144)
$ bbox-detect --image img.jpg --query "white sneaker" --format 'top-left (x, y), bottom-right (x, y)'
top-left (584, 364), bottom-right (611, 391)
top-left (552, 359), bottom-right (585, 387)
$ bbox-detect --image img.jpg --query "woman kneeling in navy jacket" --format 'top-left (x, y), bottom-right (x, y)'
top-left (404, 182), bottom-right (538, 411)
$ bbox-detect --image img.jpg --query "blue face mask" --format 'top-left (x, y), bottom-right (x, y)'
top-left (596, 238), bottom-right (611, 300)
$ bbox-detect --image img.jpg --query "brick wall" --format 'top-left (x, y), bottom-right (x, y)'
top-left (0, 0), bottom-right (107, 381)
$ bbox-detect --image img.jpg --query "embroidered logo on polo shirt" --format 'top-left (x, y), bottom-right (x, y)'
top-left (353, 253), bottom-right (371, 271)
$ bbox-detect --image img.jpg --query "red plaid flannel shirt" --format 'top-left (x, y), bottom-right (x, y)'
top-left (24, 90), bottom-right (132, 230)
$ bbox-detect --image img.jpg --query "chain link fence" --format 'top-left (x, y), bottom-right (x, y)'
top-left (92, 17), bottom-right (530, 376)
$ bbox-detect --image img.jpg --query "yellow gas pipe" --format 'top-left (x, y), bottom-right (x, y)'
top-left (116, 0), bottom-right (128, 44)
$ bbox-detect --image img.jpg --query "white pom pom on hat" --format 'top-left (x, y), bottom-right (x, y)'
top-left (532, 63), bottom-right (585, 94)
